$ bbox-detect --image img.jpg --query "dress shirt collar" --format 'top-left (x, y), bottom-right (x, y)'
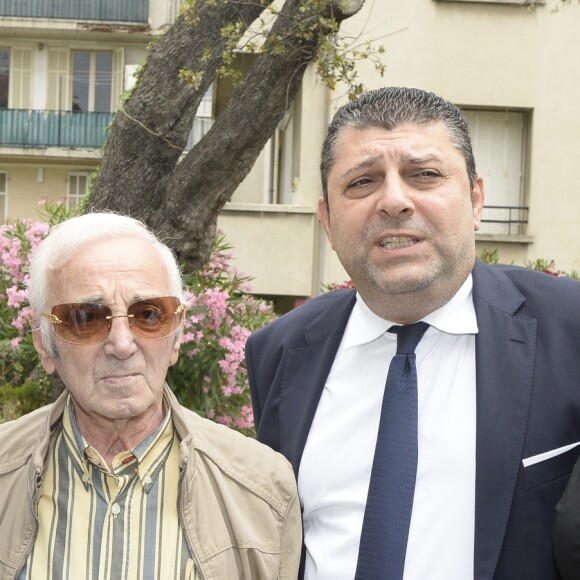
top-left (342, 274), bottom-right (478, 350)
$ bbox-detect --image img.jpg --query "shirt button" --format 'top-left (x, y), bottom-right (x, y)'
top-left (143, 475), bottom-right (152, 486)
top-left (111, 503), bottom-right (121, 516)
top-left (81, 473), bottom-right (89, 484)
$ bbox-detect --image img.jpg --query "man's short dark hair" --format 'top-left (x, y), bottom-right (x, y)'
top-left (320, 86), bottom-right (477, 204)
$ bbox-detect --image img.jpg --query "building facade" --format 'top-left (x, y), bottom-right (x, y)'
top-left (220, 0), bottom-right (580, 303)
top-left (2, 0), bottom-right (579, 305)
top-left (0, 0), bottom-right (180, 219)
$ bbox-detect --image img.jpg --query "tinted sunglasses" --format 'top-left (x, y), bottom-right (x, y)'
top-left (42, 296), bottom-right (185, 345)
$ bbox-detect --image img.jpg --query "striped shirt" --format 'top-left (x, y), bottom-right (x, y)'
top-left (20, 398), bottom-right (198, 580)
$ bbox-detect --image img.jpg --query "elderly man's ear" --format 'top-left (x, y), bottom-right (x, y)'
top-left (29, 314), bottom-right (56, 375)
top-left (170, 333), bottom-right (182, 367)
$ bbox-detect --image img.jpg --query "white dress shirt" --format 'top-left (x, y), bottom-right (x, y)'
top-left (298, 276), bottom-right (478, 580)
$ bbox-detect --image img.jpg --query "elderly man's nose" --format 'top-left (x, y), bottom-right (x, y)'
top-left (104, 316), bottom-right (137, 359)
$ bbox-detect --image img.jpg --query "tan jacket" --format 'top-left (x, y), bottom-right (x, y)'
top-left (0, 386), bottom-right (301, 579)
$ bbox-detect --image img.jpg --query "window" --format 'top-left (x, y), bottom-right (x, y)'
top-left (267, 103), bottom-right (295, 204)
top-left (0, 47), bottom-right (32, 109)
top-left (67, 173), bottom-right (89, 209)
top-left (48, 48), bottom-right (123, 112)
top-left (72, 51), bottom-right (113, 112)
top-left (463, 109), bottom-right (527, 235)
top-left (0, 172), bottom-right (7, 222)
top-left (185, 84), bottom-right (214, 150)
top-left (0, 49), bottom-right (8, 109)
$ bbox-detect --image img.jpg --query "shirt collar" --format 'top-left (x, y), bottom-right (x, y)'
top-left (342, 274), bottom-right (478, 350)
top-left (423, 274), bottom-right (478, 336)
top-left (62, 396), bottom-right (175, 492)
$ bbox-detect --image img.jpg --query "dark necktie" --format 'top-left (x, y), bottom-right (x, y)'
top-left (354, 321), bottom-right (430, 580)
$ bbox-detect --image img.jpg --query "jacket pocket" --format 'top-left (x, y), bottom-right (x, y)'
top-left (522, 445), bottom-right (580, 490)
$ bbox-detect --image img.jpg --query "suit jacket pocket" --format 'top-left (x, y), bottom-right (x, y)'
top-left (522, 445), bottom-right (580, 490)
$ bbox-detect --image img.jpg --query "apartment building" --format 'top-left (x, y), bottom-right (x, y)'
top-left (0, 0), bottom-right (182, 218)
top-left (2, 0), bottom-right (580, 306)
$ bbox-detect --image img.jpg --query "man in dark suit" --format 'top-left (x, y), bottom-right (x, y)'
top-left (245, 86), bottom-right (580, 580)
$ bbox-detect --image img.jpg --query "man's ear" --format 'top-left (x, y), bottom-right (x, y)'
top-left (29, 314), bottom-right (56, 375)
top-left (318, 197), bottom-right (334, 249)
top-left (472, 175), bottom-right (485, 231)
top-left (169, 332), bottom-right (182, 367)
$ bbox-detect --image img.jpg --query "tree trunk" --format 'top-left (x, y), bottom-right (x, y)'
top-left (89, 0), bottom-right (364, 270)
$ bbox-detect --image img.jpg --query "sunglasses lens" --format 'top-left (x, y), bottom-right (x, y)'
top-left (128, 297), bottom-right (182, 339)
top-left (50, 303), bottom-right (111, 344)
top-left (46, 297), bottom-right (183, 344)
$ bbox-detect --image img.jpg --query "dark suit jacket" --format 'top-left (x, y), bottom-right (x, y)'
top-left (246, 261), bottom-right (580, 580)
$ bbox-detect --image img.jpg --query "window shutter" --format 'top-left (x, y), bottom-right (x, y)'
top-left (9, 47), bottom-right (33, 109)
top-left (47, 48), bottom-right (70, 110)
top-left (111, 47), bottom-right (124, 111)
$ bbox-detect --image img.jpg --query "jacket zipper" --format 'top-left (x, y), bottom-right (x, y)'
top-left (13, 469), bottom-right (42, 580)
top-left (178, 458), bottom-right (205, 580)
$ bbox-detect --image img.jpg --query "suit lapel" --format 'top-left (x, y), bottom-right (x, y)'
top-left (472, 263), bottom-right (537, 580)
top-left (279, 291), bottom-right (356, 475)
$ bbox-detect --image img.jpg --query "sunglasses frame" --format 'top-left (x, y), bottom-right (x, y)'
top-left (42, 297), bottom-right (186, 345)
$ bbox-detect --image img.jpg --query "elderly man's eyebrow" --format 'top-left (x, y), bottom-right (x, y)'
top-left (76, 296), bottom-right (105, 305)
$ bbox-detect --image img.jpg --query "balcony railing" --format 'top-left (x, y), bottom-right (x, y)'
top-left (480, 205), bottom-right (529, 235)
top-left (0, 109), bottom-right (114, 149)
top-left (0, 0), bottom-right (148, 23)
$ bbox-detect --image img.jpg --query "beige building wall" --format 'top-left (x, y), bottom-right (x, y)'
top-left (0, 161), bottom-right (98, 219)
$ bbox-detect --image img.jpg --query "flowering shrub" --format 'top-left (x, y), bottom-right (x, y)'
top-left (479, 249), bottom-right (580, 279)
top-left (167, 233), bottom-right (275, 435)
top-left (0, 205), bottom-right (275, 433)
top-left (0, 219), bottom-right (52, 421)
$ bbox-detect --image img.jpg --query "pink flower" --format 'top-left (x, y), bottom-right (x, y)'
top-left (6, 286), bottom-right (27, 309)
top-left (234, 406), bottom-right (255, 430)
top-left (214, 415), bottom-right (233, 427)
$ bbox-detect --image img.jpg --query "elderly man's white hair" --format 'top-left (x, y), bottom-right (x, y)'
top-left (28, 212), bottom-right (185, 356)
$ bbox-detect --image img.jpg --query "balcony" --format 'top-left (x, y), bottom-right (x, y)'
top-left (0, 0), bottom-right (148, 23)
top-left (480, 205), bottom-right (529, 236)
top-left (0, 109), bottom-right (114, 149)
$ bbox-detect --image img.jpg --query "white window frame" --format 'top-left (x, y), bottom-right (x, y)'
top-left (48, 47), bottom-right (123, 112)
top-left (185, 84), bottom-right (214, 150)
top-left (67, 172), bottom-right (90, 210)
top-left (265, 102), bottom-right (295, 205)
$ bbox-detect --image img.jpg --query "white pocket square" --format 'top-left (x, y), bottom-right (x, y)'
top-left (522, 442), bottom-right (580, 468)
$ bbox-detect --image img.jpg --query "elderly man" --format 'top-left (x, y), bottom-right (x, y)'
top-left (246, 87), bottom-right (580, 580)
top-left (0, 212), bottom-right (301, 579)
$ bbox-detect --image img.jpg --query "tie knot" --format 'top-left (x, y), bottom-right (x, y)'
top-left (389, 321), bottom-right (429, 354)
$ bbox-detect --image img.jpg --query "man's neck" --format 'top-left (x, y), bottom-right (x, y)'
top-left (72, 402), bottom-right (165, 470)
top-left (360, 275), bottom-right (470, 324)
